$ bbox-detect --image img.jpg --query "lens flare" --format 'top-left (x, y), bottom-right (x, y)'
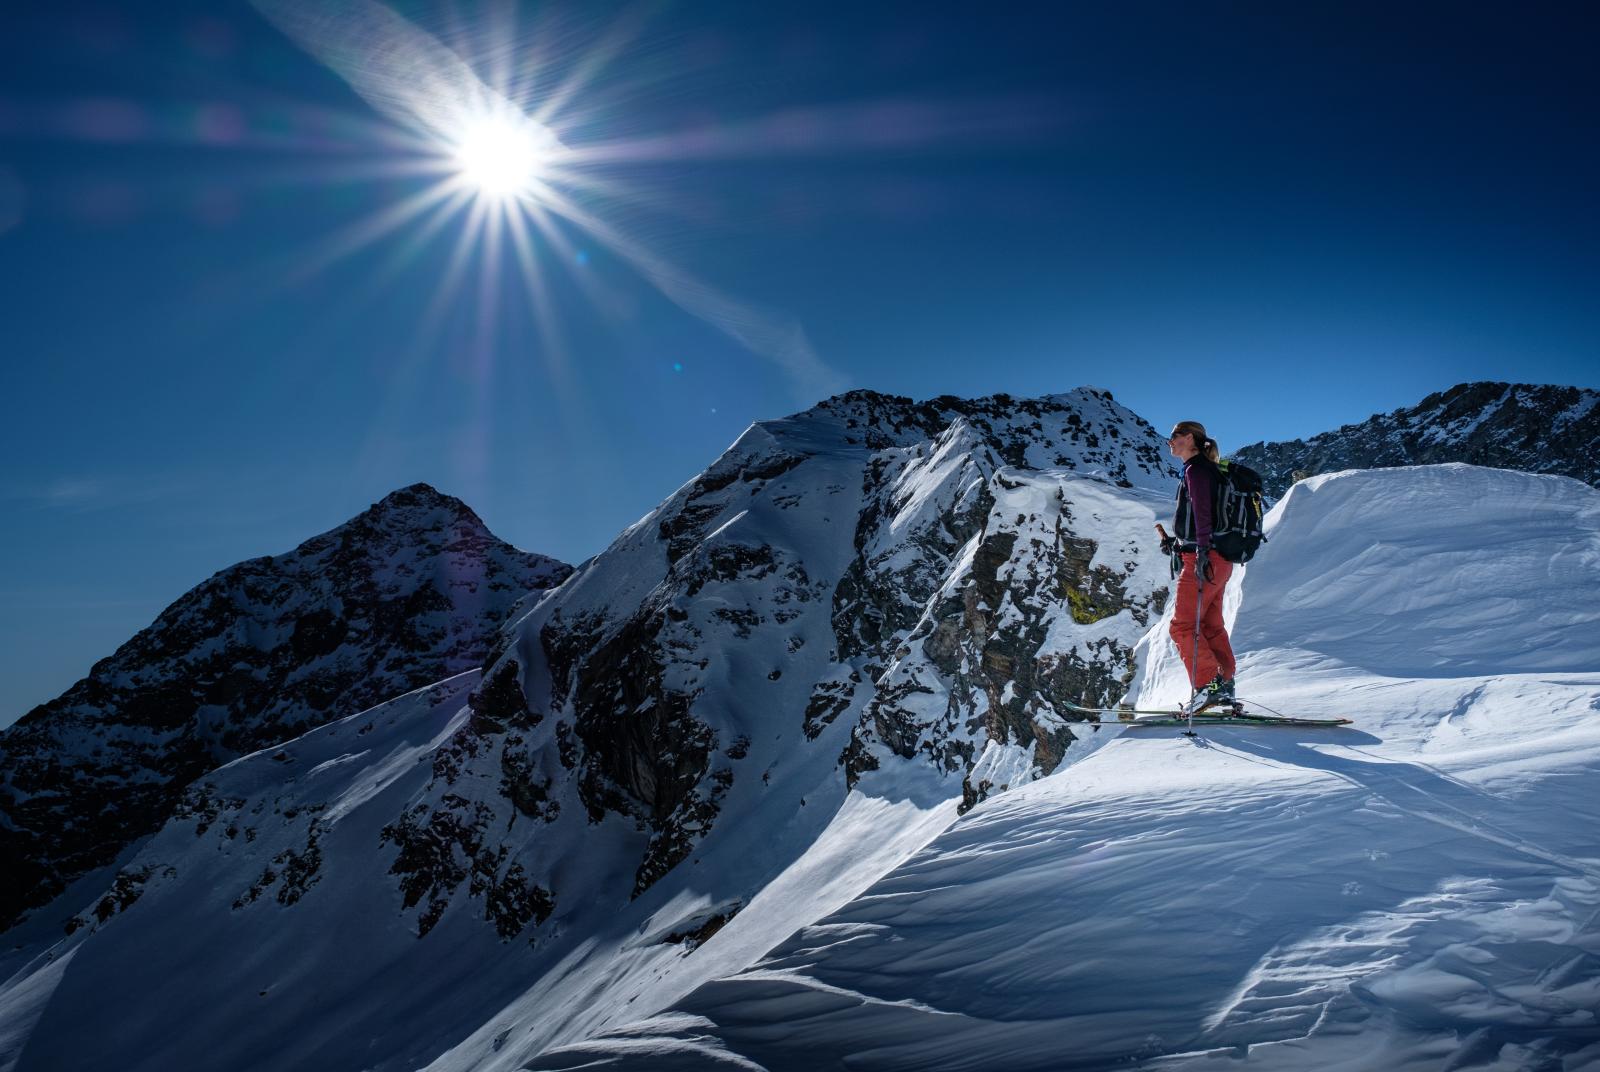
top-left (452, 111), bottom-right (550, 198)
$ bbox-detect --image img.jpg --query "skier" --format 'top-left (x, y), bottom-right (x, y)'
top-left (1163, 421), bottom-right (1236, 714)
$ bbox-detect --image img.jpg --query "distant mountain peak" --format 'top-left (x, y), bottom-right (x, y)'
top-left (0, 486), bottom-right (572, 934)
top-left (1233, 381), bottom-right (1599, 497)
top-left (350, 482), bottom-right (489, 532)
top-left (369, 481), bottom-right (475, 515)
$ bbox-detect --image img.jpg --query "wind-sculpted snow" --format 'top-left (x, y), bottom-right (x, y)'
top-left (0, 483), bottom-right (570, 935)
top-left (533, 746), bottom-right (1600, 1071)
top-left (1230, 464), bottom-right (1600, 678)
top-left (538, 465), bottom-right (1600, 1070)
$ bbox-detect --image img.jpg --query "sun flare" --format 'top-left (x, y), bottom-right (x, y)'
top-left (453, 112), bottom-right (551, 199)
top-left (248, 0), bottom-right (842, 393)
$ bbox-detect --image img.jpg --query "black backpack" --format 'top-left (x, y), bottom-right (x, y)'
top-left (1210, 459), bottom-right (1267, 564)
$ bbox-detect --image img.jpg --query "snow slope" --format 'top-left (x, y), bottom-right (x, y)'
top-left (527, 465), bottom-right (1600, 1070)
top-left (0, 673), bottom-right (485, 1072)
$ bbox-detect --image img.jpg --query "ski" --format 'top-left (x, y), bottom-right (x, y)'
top-left (1060, 701), bottom-right (1351, 728)
top-left (1116, 712), bottom-right (1352, 728)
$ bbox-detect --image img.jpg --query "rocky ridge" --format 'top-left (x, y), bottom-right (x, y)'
top-left (1231, 381), bottom-right (1599, 498)
top-left (379, 386), bottom-right (1179, 952)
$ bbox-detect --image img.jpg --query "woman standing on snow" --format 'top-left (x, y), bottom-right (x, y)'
top-left (1164, 421), bottom-right (1237, 713)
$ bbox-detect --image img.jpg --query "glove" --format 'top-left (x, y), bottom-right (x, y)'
top-left (1196, 548), bottom-right (1214, 583)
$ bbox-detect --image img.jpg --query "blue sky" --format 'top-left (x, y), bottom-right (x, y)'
top-left (3, 0), bottom-right (1597, 724)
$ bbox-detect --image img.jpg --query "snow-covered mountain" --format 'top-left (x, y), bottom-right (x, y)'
top-left (523, 464), bottom-right (1600, 1071)
top-left (6, 388), bottom-right (1597, 1072)
top-left (0, 387), bottom-right (1182, 1071)
top-left (0, 484), bottom-right (571, 936)
top-left (1231, 381), bottom-right (1600, 498)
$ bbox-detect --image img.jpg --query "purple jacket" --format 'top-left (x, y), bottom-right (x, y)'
top-left (1178, 458), bottom-right (1217, 549)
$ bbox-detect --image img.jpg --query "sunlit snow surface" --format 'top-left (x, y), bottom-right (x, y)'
top-left (527, 465), bottom-right (1600, 1071)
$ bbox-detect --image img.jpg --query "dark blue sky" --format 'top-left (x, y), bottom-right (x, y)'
top-left (3, 0), bottom-right (1597, 723)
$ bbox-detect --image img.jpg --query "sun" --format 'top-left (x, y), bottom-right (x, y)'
top-left (250, 0), bottom-right (841, 396)
top-left (452, 111), bottom-right (553, 199)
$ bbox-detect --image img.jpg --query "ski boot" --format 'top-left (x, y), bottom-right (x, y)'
top-left (1181, 676), bottom-right (1237, 716)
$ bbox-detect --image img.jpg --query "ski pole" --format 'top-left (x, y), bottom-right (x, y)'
top-left (1189, 550), bottom-right (1203, 735)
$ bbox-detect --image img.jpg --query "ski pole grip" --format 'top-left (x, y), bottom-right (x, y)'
top-left (1155, 523), bottom-right (1170, 541)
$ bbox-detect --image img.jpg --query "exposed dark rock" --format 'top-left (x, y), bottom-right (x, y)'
top-left (633, 767), bottom-right (734, 898)
top-left (469, 658), bottom-right (542, 732)
top-left (94, 866), bottom-right (158, 924)
top-left (662, 901), bottom-right (742, 948)
top-left (174, 782), bottom-right (247, 839)
top-left (379, 796), bottom-right (554, 940)
top-left (481, 862), bottom-right (555, 941)
top-left (659, 449), bottom-right (805, 564)
top-left (803, 677), bottom-right (858, 740)
top-left (501, 743), bottom-right (560, 823)
top-left (570, 608), bottom-right (713, 823)
top-left (959, 776), bottom-right (990, 816)
top-left (274, 825), bottom-right (324, 906)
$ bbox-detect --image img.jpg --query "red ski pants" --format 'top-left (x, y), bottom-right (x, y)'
top-left (1169, 549), bottom-right (1235, 689)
